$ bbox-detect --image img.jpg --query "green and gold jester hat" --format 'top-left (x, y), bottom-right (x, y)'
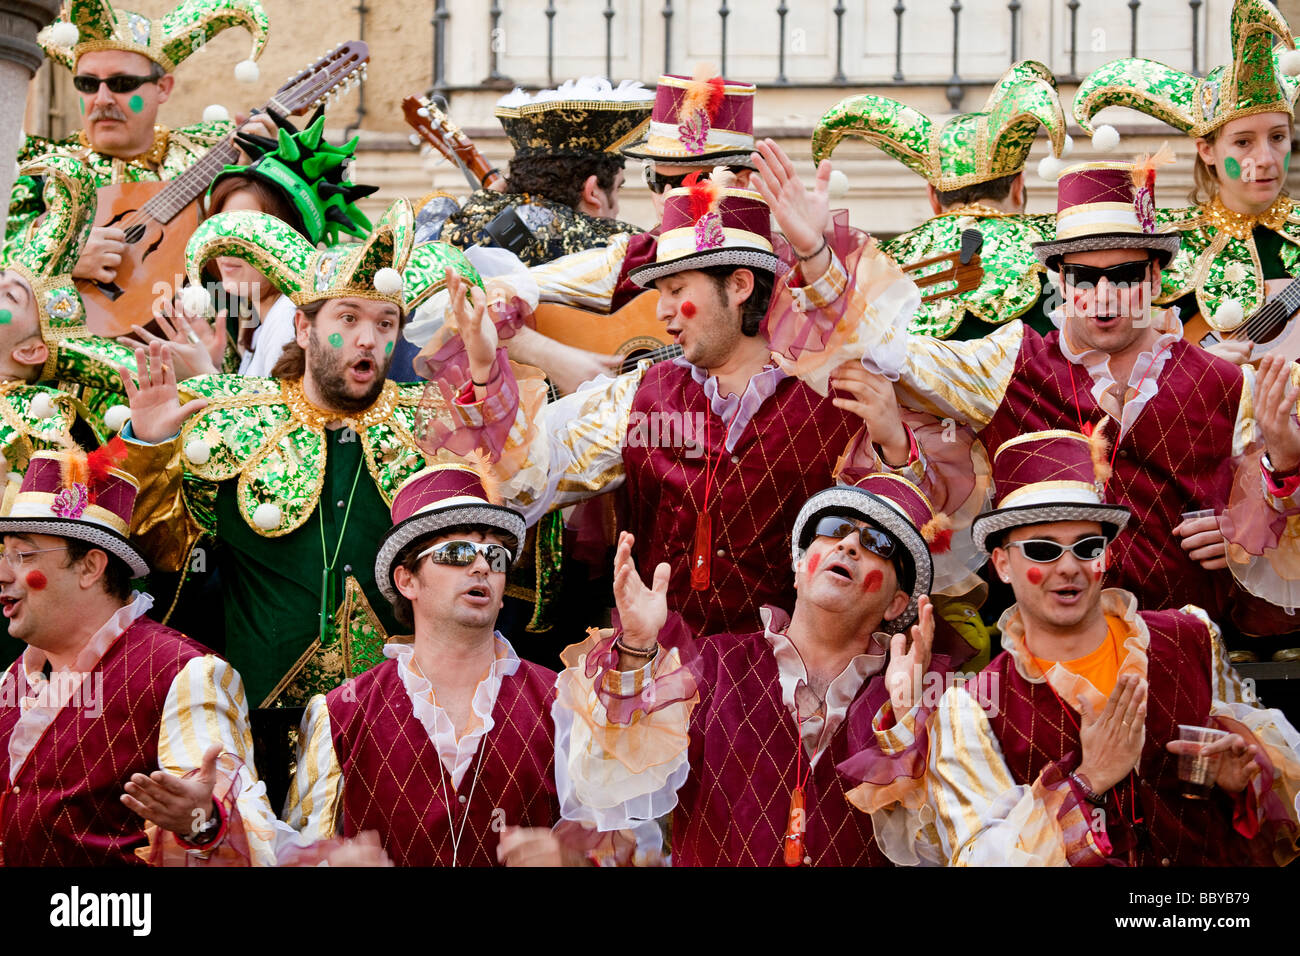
top-left (811, 60), bottom-right (1069, 191)
top-left (0, 154), bottom-right (98, 379)
top-left (1074, 0), bottom-right (1300, 148)
top-left (39, 0), bottom-right (269, 84)
top-left (185, 198), bottom-right (482, 313)
top-left (207, 110), bottom-right (380, 245)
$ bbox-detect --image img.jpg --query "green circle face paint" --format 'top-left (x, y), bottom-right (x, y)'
top-left (1224, 156), bottom-right (1242, 180)
top-left (78, 99), bottom-right (85, 115)
top-left (1286, 153), bottom-right (1292, 173)
top-left (0, 310), bottom-right (11, 325)
top-left (385, 342), bottom-right (393, 356)
top-left (328, 332), bottom-right (344, 348)
top-left (128, 94), bottom-right (144, 114)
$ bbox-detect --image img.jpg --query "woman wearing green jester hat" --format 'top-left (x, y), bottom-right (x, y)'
top-left (1075, 0), bottom-right (1300, 363)
top-left (812, 60), bottom-right (1069, 344)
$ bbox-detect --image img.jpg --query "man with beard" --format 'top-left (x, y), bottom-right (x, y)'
top-left (118, 199), bottom-right (486, 710)
top-left (6, 0), bottom-right (275, 275)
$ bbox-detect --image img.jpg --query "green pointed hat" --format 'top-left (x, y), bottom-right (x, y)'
top-left (186, 199), bottom-right (481, 311)
top-left (208, 111), bottom-right (379, 245)
top-left (0, 154), bottom-right (97, 377)
top-left (812, 60), bottom-right (1067, 191)
top-left (1074, 0), bottom-right (1300, 140)
top-left (39, 0), bottom-right (269, 81)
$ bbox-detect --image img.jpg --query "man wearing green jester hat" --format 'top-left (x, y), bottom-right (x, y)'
top-left (1075, 0), bottom-right (1300, 359)
top-left (813, 60), bottom-right (1069, 343)
top-left (7, 0), bottom-right (275, 285)
top-left (118, 198), bottom-right (500, 710)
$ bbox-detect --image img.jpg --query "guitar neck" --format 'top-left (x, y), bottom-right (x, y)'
top-left (1228, 276), bottom-right (1300, 341)
top-left (140, 137), bottom-right (240, 224)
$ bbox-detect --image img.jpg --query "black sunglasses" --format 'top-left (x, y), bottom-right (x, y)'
top-left (812, 515), bottom-right (898, 562)
top-left (643, 165), bottom-right (748, 194)
top-left (417, 540), bottom-right (512, 572)
top-left (1059, 259), bottom-right (1151, 289)
top-left (1003, 535), bottom-right (1108, 564)
top-left (73, 73), bottom-right (161, 95)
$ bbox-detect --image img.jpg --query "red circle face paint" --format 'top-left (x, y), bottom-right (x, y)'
top-left (24, 569), bottom-right (47, 590)
top-left (680, 300), bottom-right (696, 318)
top-left (1090, 558), bottom-right (1105, 579)
top-left (807, 554), bottom-right (820, 576)
top-left (862, 569), bottom-right (883, 593)
top-left (1026, 566), bottom-right (1044, 585)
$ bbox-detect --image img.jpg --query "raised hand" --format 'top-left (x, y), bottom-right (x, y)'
top-left (118, 341), bottom-right (209, 443)
top-left (749, 138), bottom-right (832, 275)
top-left (1078, 673), bottom-right (1147, 794)
top-left (1256, 353), bottom-right (1300, 475)
top-left (885, 595), bottom-right (934, 714)
top-left (121, 743), bottom-right (221, 840)
top-left (446, 267), bottom-right (497, 390)
top-left (829, 360), bottom-right (910, 466)
top-left (612, 531), bottom-right (669, 652)
top-left (120, 295), bottom-right (225, 381)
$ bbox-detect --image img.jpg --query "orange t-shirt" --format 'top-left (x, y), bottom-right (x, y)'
top-left (1030, 616), bottom-right (1125, 696)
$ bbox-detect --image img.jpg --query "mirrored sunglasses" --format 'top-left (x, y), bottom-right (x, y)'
top-left (417, 540), bottom-right (512, 572)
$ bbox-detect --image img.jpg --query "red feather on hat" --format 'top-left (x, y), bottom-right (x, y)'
top-left (86, 436), bottom-right (128, 504)
top-left (685, 171), bottom-right (721, 222)
top-left (678, 65), bottom-right (726, 123)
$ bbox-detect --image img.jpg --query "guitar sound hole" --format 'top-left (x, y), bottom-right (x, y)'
top-left (124, 224), bottom-right (146, 244)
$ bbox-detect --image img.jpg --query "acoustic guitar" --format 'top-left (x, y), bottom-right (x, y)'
top-left (900, 228), bottom-right (985, 303)
top-left (402, 95), bottom-right (504, 192)
top-left (77, 41), bottom-right (370, 337)
top-left (1182, 277), bottom-right (1300, 361)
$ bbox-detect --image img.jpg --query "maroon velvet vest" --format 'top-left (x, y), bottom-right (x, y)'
top-left (622, 362), bottom-right (862, 637)
top-left (982, 331), bottom-right (1243, 619)
top-left (971, 611), bottom-right (1273, 866)
top-left (326, 656), bottom-right (559, 866)
top-left (674, 630), bottom-right (891, 867)
top-left (0, 616), bottom-right (206, 867)
top-left (610, 231), bottom-right (660, 312)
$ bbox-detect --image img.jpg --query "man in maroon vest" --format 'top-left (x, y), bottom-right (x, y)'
top-left (897, 431), bottom-right (1300, 866)
top-left (0, 444), bottom-right (279, 866)
top-left (553, 473), bottom-right (973, 866)
top-left (282, 462), bottom-right (646, 866)
top-left (785, 151), bottom-right (1300, 647)
top-left (425, 169), bottom-right (989, 644)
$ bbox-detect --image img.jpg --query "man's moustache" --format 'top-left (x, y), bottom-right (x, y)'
top-left (88, 106), bottom-right (127, 122)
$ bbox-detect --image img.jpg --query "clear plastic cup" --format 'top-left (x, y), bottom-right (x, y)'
top-left (1176, 724), bottom-right (1227, 799)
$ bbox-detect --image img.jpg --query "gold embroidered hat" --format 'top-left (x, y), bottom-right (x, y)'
top-left (0, 154), bottom-right (98, 378)
top-left (494, 77), bottom-right (655, 160)
top-left (812, 60), bottom-right (1068, 191)
top-left (1074, 0), bottom-right (1300, 142)
top-left (186, 199), bottom-right (483, 311)
top-left (39, 0), bottom-right (269, 82)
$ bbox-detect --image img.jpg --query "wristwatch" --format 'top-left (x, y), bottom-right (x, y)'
top-left (185, 803), bottom-right (223, 847)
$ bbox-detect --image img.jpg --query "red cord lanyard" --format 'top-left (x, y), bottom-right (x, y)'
top-left (690, 406), bottom-right (741, 591)
top-left (1067, 346), bottom-right (1169, 495)
top-left (783, 708), bottom-right (815, 867)
top-left (1037, 633), bottom-right (1145, 849)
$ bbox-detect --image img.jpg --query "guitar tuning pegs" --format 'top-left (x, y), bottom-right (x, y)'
top-left (417, 107), bottom-right (430, 118)
top-left (408, 134), bottom-right (421, 146)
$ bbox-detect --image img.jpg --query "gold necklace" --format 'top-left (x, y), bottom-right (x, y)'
top-left (282, 377), bottom-right (398, 431)
top-left (1205, 194), bottom-right (1292, 240)
top-left (940, 202), bottom-right (1014, 220)
top-left (78, 124), bottom-right (170, 168)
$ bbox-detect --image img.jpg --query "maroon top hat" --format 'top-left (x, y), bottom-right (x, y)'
top-left (621, 70), bottom-right (757, 167)
top-left (791, 473), bottom-right (946, 631)
top-left (628, 182), bottom-right (783, 286)
top-left (1032, 155), bottom-right (1181, 267)
top-left (0, 445), bottom-right (149, 577)
top-left (374, 463), bottom-right (526, 606)
top-left (971, 429), bottom-right (1132, 552)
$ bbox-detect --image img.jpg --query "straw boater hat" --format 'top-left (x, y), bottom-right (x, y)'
top-left (494, 77), bottom-right (655, 160)
top-left (621, 66), bottom-right (757, 168)
top-left (374, 463), bottom-right (526, 606)
top-left (1030, 151), bottom-right (1182, 269)
top-left (39, 0), bottom-right (269, 83)
top-left (971, 430), bottom-right (1131, 553)
top-left (791, 473), bottom-right (950, 632)
top-left (0, 443), bottom-right (149, 577)
top-left (1073, 0), bottom-right (1300, 146)
top-left (628, 180), bottom-right (782, 286)
top-left (812, 59), bottom-right (1069, 191)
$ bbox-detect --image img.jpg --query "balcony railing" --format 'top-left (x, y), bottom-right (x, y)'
top-left (429, 0), bottom-right (1212, 111)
